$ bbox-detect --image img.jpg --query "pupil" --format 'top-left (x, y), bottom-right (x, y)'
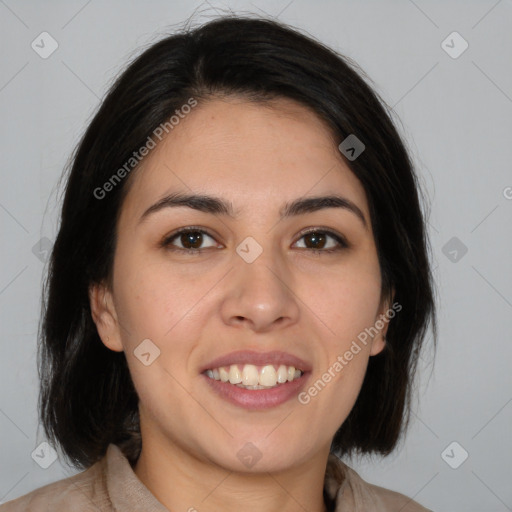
top-left (182, 232), bottom-right (202, 248)
top-left (307, 232), bottom-right (325, 248)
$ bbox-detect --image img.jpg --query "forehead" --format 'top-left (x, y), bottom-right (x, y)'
top-left (121, 97), bottom-right (369, 222)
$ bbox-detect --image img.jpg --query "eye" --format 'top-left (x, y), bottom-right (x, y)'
top-left (161, 227), bottom-right (220, 254)
top-left (293, 229), bottom-right (348, 253)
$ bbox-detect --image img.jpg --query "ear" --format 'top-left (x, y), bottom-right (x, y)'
top-left (89, 282), bottom-right (124, 352)
top-left (369, 287), bottom-right (395, 356)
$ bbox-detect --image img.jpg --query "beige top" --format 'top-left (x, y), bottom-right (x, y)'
top-left (1, 444), bottom-right (432, 511)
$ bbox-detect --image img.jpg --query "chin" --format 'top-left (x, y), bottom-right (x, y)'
top-left (210, 435), bottom-right (313, 474)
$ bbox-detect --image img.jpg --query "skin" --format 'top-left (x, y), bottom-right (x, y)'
top-left (90, 96), bottom-right (391, 512)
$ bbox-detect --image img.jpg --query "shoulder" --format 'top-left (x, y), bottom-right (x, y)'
top-left (0, 458), bottom-right (109, 511)
top-left (326, 454), bottom-right (433, 512)
top-left (363, 478), bottom-right (433, 512)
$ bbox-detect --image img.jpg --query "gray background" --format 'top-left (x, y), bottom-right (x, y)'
top-left (1, 1), bottom-right (511, 510)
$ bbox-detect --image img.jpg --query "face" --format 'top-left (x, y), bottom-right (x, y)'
top-left (90, 96), bottom-right (390, 473)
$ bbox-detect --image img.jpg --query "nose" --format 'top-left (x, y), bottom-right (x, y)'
top-left (219, 246), bottom-right (300, 333)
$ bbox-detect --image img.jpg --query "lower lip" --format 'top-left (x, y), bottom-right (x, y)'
top-left (203, 373), bottom-right (309, 410)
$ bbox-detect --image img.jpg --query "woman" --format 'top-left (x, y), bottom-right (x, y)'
top-left (1, 15), bottom-right (436, 512)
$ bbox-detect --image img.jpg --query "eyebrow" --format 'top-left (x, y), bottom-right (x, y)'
top-left (139, 192), bottom-right (367, 228)
top-left (281, 195), bottom-right (367, 228)
top-left (140, 192), bottom-right (232, 221)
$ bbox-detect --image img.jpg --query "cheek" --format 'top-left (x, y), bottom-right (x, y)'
top-left (113, 252), bottom-right (206, 342)
top-left (112, 254), bottom-right (216, 396)
top-left (113, 256), bottom-right (207, 414)
top-left (309, 260), bottom-right (382, 346)
top-left (301, 256), bottom-right (381, 410)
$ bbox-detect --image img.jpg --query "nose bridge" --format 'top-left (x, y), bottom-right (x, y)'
top-left (220, 236), bottom-right (300, 331)
top-left (237, 239), bottom-right (285, 291)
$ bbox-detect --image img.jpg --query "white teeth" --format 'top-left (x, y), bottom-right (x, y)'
top-left (228, 365), bottom-right (242, 384)
top-left (242, 364), bottom-right (259, 386)
top-left (277, 365), bottom-right (288, 383)
top-left (260, 365), bottom-right (277, 387)
top-left (206, 363), bottom-right (303, 388)
top-left (219, 367), bottom-right (229, 382)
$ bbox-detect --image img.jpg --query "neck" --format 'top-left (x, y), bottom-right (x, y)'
top-left (134, 433), bottom-right (330, 512)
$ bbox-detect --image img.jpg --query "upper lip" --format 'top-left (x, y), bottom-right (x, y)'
top-left (201, 350), bottom-right (312, 373)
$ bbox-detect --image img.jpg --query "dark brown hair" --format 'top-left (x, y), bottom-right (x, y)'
top-left (39, 14), bottom-right (436, 470)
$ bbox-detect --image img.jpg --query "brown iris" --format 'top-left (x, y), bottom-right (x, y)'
top-left (180, 231), bottom-right (204, 249)
top-left (304, 232), bottom-right (327, 249)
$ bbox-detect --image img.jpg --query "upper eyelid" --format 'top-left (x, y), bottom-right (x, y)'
top-left (163, 226), bottom-right (217, 241)
top-left (296, 228), bottom-right (348, 245)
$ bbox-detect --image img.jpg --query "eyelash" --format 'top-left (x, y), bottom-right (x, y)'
top-left (297, 229), bottom-right (349, 254)
top-left (161, 226), bottom-right (349, 255)
top-left (161, 227), bottom-right (217, 255)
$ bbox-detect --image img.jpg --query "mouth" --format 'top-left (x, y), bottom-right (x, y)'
top-left (200, 350), bottom-right (310, 409)
top-left (204, 363), bottom-right (303, 390)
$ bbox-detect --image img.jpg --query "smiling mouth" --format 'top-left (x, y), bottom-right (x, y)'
top-left (204, 363), bottom-right (304, 390)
